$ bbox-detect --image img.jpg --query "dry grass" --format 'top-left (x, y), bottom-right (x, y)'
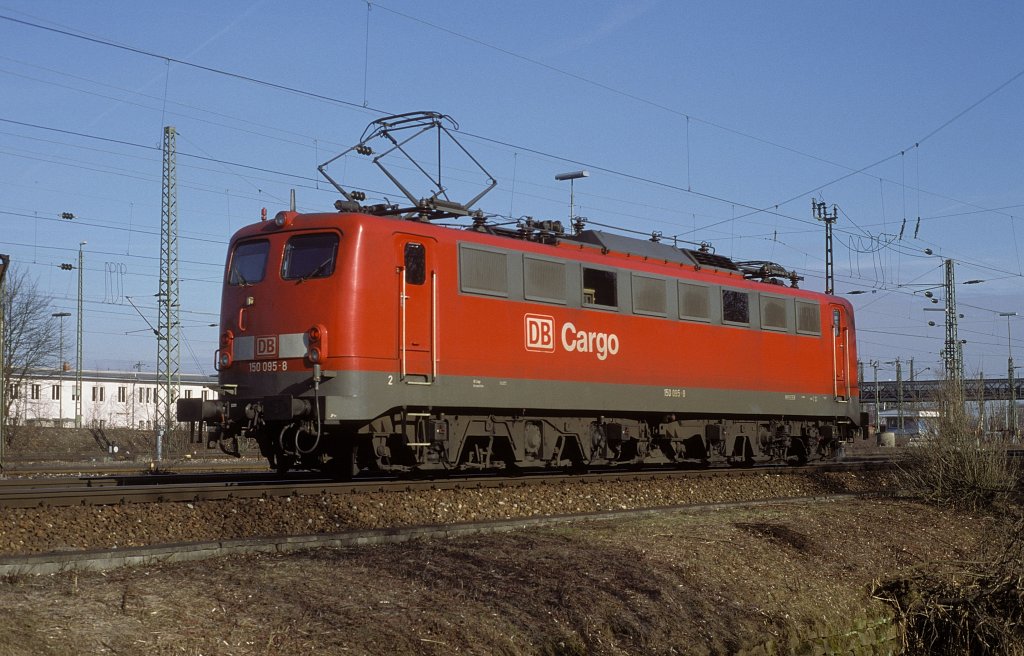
top-left (895, 382), bottom-right (1020, 511)
top-left (0, 500), bottom-right (993, 655)
top-left (874, 515), bottom-right (1024, 655)
top-left (877, 381), bottom-right (1024, 653)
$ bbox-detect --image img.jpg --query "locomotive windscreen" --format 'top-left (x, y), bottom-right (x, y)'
top-left (282, 233), bottom-right (339, 281)
top-left (228, 239), bottom-right (269, 285)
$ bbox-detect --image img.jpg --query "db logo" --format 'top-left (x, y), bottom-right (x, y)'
top-left (524, 314), bottom-right (555, 352)
top-left (255, 335), bottom-right (278, 359)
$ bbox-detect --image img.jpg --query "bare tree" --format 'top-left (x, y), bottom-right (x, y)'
top-left (1, 265), bottom-right (59, 441)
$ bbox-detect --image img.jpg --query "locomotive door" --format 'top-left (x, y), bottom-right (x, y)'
top-left (830, 304), bottom-right (850, 401)
top-left (396, 236), bottom-right (436, 383)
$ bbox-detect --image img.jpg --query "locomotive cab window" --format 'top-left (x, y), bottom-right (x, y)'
top-left (722, 289), bottom-right (750, 325)
top-left (282, 233), bottom-right (339, 281)
top-left (227, 239), bottom-right (269, 286)
top-left (582, 267), bottom-right (617, 308)
top-left (403, 243), bottom-right (426, 285)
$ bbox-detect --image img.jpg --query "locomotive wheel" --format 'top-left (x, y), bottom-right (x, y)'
top-left (322, 445), bottom-right (359, 481)
top-left (273, 454), bottom-right (295, 475)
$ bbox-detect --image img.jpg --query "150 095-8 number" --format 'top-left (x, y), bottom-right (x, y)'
top-left (249, 360), bottom-right (288, 373)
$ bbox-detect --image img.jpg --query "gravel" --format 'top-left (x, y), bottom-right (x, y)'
top-left (0, 469), bottom-right (896, 556)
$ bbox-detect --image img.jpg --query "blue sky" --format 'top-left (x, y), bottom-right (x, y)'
top-left (1, 1), bottom-right (1023, 381)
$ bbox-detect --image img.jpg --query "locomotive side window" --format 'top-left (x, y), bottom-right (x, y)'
top-left (524, 257), bottom-right (567, 304)
top-left (796, 301), bottom-right (821, 335)
top-left (678, 282), bottom-right (711, 321)
top-left (722, 289), bottom-right (750, 325)
top-left (228, 239), bottom-right (269, 286)
top-left (760, 295), bottom-right (789, 331)
top-left (459, 246), bottom-right (508, 296)
top-left (282, 233), bottom-right (339, 281)
top-left (632, 275), bottom-right (666, 316)
top-left (582, 267), bottom-right (617, 308)
top-left (404, 242), bottom-right (426, 285)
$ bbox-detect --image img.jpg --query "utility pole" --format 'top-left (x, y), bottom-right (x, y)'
top-left (156, 125), bottom-right (180, 462)
top-left (896, 358), bottom-right (903, 432)
top-left (1000, 312), bottom-right (1017, 441)
top-left (813, 199), bottom-right (838, 295)
top-left (51, 311), bottom-right (70, 428)
top-left (75, 242), bottom-right (85, 429)
top-left (0, 253), bottom-right (10, 473)
top-left (871, 360), bottom-right (881, 431)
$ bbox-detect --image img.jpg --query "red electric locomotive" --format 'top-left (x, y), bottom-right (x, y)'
top-left (178, 113), bottom-right (865, 475)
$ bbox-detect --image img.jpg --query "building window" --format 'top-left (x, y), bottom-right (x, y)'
top-left (201, 390), bottom-right (208, 400)
top-left (185, 389), bottom-right (193, 399)
top-left (118, 386), bottom-right (127, 403)
top-left (92, 386), bottom-right (105, 402)
top-left (51, 385), bottom-right (61, 401)
top-left (31, 384), bottom-right (40, 400)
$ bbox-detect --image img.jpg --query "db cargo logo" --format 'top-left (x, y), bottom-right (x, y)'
top-left (524, 314), bottom-right (620, 360)
top-left (524, 314), bottom-right (555, 352)
top-left (255, 335), bottom-right (278, 359)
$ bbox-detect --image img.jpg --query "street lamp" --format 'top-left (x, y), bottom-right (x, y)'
top-left (999, 311), bottom-right (1018, 441)
top-left (51, 312), bottom-right (71, 428)
top-left (555, 170), bottom-right (589, 230)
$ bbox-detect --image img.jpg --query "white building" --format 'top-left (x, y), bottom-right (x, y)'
top-left (5, 369), bottom-right (217, 429)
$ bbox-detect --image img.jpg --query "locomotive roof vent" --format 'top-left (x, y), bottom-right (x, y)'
top-left (686, 249), bottom-right (740, 272)
top-left (318, 111), bottom-right (497, 221)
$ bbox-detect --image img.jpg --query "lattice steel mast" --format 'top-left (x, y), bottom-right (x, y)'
top-left (943, 258), bottom-right (963, 386)
top-left (156, 126), bottom-right (180, 439)
top-left (813, 199), bottom-right (838, 295)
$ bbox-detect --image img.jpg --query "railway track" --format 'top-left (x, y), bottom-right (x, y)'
top-left (0, 458), bottom-right (894, 509)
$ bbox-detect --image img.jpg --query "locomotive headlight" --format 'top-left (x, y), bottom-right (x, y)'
top-left (218, 352), bottom-right (232, 368)
top-left (272, 211), bottom-right (296, 228)
top-left (306, 323), bottom-right (327, 364)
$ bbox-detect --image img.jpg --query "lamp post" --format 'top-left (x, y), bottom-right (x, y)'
top-left (555, 170), bottom-right (589, 231)
top-left (51, 312), bottom-right (71, 428)
top-left (999, 312), bottom-right (1017, 441)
